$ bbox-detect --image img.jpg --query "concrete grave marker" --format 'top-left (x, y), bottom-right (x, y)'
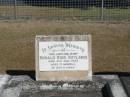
top-left (35, 35), bottom-right (92, 81)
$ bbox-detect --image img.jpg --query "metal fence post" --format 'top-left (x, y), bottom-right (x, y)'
top-left (101, 0), bottom-right (104, 21)
top-left (14, 0), bottom-right (17, 19)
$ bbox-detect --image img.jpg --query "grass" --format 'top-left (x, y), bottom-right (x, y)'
top-left (0, 6), bottom-right (130, 20)
top-left (0, 20), bottom-right (130, 74)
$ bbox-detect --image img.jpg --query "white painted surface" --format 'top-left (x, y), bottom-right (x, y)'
top-left (39, 41), bottom-right (89, 71)
top-left (0, 75), bottom-right (10, 95)
top-left (110, 81), bottom-right (128, 97)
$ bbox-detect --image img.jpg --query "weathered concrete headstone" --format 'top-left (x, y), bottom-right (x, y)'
top-left (35, 35), bottom-right (92, 81)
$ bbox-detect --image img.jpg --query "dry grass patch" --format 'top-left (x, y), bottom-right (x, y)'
top-left (0, 20), bottom-right (130, 73)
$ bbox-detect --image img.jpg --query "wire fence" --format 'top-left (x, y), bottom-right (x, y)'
top-left (0, 0), bottom-right (130, 21)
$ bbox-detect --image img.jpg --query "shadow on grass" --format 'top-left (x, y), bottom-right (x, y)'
top-left (6, 70), bottom-right (35, 80)
top-left (94, 72), bottom-right (130, 77)
top-left (6, 70), bottom-right (130, 80)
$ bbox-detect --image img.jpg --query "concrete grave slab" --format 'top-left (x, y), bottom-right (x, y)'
top-left (120, 77), bottom-right (130, 97)
top-left (0, 75), bottom-right (128, 97)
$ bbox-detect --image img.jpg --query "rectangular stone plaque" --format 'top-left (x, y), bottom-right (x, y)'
top-left (35, 35), bottom-right (92, 81)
